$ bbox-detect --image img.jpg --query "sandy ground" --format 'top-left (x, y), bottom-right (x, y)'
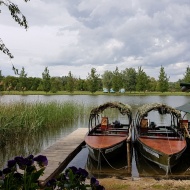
top-left (98, 177), bottom-right (190, 190)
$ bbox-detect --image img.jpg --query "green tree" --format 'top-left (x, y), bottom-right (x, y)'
top-left (182, 66), bottom-right (190, 82)
top-left (27, 77), bottom-right (42, 91)
top-left (87, 68), bottom-right (100, 93)
top-left (17, 67), bottom-right (27, 92)
top-left (66, 71), bottom-right (75, 93)
top-left (0, 70), bottom-right (4, 91)
top-left (3, 76), bottom-right (18, 91)
top-left (122, 68), bottom-right (136, 92)
top-left (50, 77), bottom-right (62, 93)
top-left (112, 67), bottom-right (122, 92)
top-left (102, 70), bottom-right (113, 93)
top-left (136, 66), bottom-right (149, 92)
top-left (76, 78), bottom-right (88, 91)
top-left (149, 77), bottom-right (157, 92)
top-left (158, 66), bottom-right (169, 93)
top-left (0, 0), bottom-right (29, 58)
top-left (42, 67), bottom-right (51, 93)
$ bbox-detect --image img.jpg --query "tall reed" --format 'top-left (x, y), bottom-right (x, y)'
top-left (0, 101), bottom-right (87, 147)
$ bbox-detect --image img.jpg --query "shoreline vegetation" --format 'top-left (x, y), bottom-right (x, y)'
top-left (1, 97), bottom-right (190, 189)
top-left (0, 90), bottom-right (189, 96)
top-left (0, 102), bottom-right (89, 148)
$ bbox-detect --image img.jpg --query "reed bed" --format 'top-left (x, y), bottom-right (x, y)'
top-left (0, 101), bottom-right (88, 147)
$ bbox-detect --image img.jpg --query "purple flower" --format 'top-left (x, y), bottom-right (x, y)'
top-left (14, 156), bottom-right (33, 170)
top-left (14, 156), bottom-right (24, 164)
top-left (33, 155), bottom-right (48, 167)
top-left (69, 166), bottom-right (77, 173)
top-left (3, 168), bottom-right (11, 175)
top-left (7, 159), bottom-right (16, 168)
top-left (76, 168), bottom-right (88, 179)
top-left (91, 177), bottom-right (99, 186)
top-left (27, 155), bottom-right (34, 160)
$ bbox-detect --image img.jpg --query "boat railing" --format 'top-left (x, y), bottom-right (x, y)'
top-left (140, 135), bottom-right (182, 140)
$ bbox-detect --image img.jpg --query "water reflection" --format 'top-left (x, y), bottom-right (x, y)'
top-left (1, 95), bottom-right (190, 177)
top-left (134, 142), bottom-right (190, 179)
top-left (0, 119), bottom-right (81, 169)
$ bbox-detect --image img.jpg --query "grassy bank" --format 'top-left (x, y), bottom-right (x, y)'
top-left (0, 90), bottom-right (189, 96)
top-left (0, 101), bottom-right (88, 147)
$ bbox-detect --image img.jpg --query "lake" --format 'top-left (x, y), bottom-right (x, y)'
top-left (1, 95), bottom-right (190, 178)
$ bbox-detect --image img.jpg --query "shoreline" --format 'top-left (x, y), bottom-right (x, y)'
top-left (98, 176), bottom-right (190, 190)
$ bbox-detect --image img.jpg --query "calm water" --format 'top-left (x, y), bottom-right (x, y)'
top-left (1, 95), bottom-right (190, 178)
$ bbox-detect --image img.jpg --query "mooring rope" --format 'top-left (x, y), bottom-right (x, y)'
top-left (99, 149), bottom-right (128, 170)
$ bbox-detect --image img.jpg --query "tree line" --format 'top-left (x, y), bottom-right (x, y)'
top-left (0, 65), bottom-right (190, 94)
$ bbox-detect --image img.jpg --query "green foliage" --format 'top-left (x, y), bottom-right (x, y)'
top-left (0, 102), bottom-right (86, 147)
top-left (102, 70), bottom-right (113, 92)
top-left (0, 0), bottom-right (30, 58)
top-left (87, 68), bottom-right (100, 93)
top-left (0, 154), bottom-right (47, 190)
top-left (183, 66), bottom-right (190, 83)
top-left (42, 67), bottom-right (51, 93)
top-left (122, 68), bottom-right (137, 92)
top-left (112, 67), bottom-right (122, 92)
top-left (0, 156), bottom-right (105, 190)
top-left (158, 66), bottom-right (169, 93)
top-left (66, 71), bottom-right (75, 93)
top-left (136, 66), bottom-right (149, 92)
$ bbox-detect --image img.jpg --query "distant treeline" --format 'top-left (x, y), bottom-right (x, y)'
top-left (0, 65), bottom-right (190, 93)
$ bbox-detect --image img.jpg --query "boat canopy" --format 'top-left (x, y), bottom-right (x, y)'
top-left (176, 103), bottom-right (190, 114)
top-left (90, 101), bottom-right (132, 119)
top-left (137, 103), bottom-right (181, 118)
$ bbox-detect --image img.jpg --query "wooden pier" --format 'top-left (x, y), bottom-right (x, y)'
top-left (38, 128), bottom-right (88, 186)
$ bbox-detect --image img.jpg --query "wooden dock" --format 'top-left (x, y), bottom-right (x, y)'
top-left (38, 128), bottom-right (88, 186)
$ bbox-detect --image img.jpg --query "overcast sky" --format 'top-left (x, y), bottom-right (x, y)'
top-left (0, 0), bottom-right (190, 82)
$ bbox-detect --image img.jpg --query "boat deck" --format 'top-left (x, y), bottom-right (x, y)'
top-left (139, 137), bottom-right (186, 155)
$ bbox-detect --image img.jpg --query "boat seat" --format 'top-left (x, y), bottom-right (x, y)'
top-left (179, 120), bottom-right (188, 129)
top-left (101, 117), bottom-right (109, 131)
top-left (139, 119), bottom-right (149, 135)
top-left (141, 119), bottom-right (149, 128)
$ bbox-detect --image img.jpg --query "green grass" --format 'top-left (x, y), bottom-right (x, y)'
top-left (0, 90), bottom-right (190, 96)
top-left (0, 101), bottom-right (88, 147)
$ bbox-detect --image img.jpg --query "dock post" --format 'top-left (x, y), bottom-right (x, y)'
top-left (127, 140), bottom-right (131, 173)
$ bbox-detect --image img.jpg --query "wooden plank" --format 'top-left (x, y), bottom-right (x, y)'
top-left (38, 128), bottom-right (88, 186)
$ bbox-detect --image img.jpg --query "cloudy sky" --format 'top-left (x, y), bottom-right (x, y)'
top-left (0, 0), bottom-right (190, 82)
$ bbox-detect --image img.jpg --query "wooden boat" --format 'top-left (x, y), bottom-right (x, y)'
top-left (85, 102), bottom-right (132, 163)
top-left (176, 103), bottom-right (190, 148)
top-left (134, 103), bottom-right (187, 175)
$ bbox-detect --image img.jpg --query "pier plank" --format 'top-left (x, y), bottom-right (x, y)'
top-left (38, 128), bottom-right (88, 186)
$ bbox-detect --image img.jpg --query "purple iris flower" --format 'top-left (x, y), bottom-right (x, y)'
top-left (3, 168), bottom-right (11, 175)
top-left (27, 155), bottom-right (34, 160)
top-left (7, 159), bottom-right (16, 168)
top-left (66, 166), bottom-right (77, 176)
top-left (91, 177), bottom-right (99, 186)
top-left (33, 155), bottom-right (48, 167)
top-left (76, 168), bottom-right (88, 179)
top-left (14, 156), bottom-right (33, 170)
top-left (14, 156), bottom-right (24, 165)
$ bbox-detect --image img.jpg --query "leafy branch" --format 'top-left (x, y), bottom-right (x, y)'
top-left (0, 0), bottom-right (30, 58)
